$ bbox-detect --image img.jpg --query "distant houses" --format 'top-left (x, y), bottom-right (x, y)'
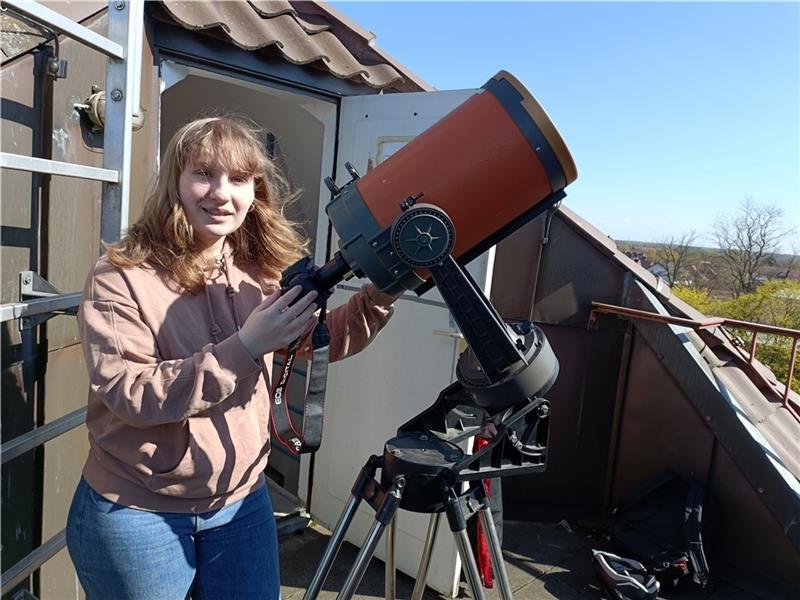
top-left (624, 250), bottom-right (670, 283)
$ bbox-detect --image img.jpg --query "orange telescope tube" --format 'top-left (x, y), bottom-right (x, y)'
top-left (326, 70), bottom-right (577, 295)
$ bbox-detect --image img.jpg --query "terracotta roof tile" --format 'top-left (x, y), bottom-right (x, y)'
top-left (159, 1), bottom-right (428, 92)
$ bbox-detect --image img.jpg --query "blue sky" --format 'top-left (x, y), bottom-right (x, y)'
top-left (330, 1), bottom-right (800, 252)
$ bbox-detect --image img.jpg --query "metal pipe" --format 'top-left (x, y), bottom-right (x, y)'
top-left (1, 529), bottom-right (65, 594)
top-left (2, 0), bottom-right (124, 58)
top-left (1, 407), bottom-right (87, 464)
top-left (303, 495), bottom-right (361, 600)
top-left (0, 153), bottom-right (118, 183)
top-left (784, 337), bottom-right (799, 405)
top-left (591, 302), bottom-right (800, 338)
top-left (101, 0), bottom-right (137, 242)
top-left (590, 301), bottom-right (800, 421)
top-left (477, 507), bottom-right (514, 600)
top-left (0, 293), bottom-right (80, 324)
top-left (338, 518), bottom-right (388, 600)
top-left (749, 331), bottom-right (758, 362)
top-left (603, 323), bottom-right (634, 507)
top-left (452, 528), bottom-right (485, 600)
top-left (411, 513), bottom-right (441, 600)
top-left (385, 515), bottom-right (396, 600)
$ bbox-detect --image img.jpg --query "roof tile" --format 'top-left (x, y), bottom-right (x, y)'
top-left (160, 0), bottom-right (425, 91)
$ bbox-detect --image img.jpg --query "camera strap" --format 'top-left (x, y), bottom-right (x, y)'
top-left (269, 317), bottom-right (330, 455)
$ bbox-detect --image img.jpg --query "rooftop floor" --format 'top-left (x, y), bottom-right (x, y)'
top-left (278, 519), bottom-right (793, 600)
top-left (270, 481), bottom-right (793, 600)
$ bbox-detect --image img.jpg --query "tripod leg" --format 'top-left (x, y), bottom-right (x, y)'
top-left (477, 503), bottom-right (513, 600)
top-left (304, 495), bottom-right (361, 600)
top-left (411, 512), bottom-right (441, 600)
top-left (305, 457), bottom-right (381, 600)
top-left (444, 486), bottom-right (486, 600)
top-left (338, 477), bottom-right (405, 600)
top-left (385, 514), bottom-right (397, 600)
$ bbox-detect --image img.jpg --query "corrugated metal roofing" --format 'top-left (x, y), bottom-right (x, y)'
top-left (157, 0), bottom-right (431, 92)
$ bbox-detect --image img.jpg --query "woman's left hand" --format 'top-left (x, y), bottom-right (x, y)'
top-left (237, 286), bottom-right (318, 358)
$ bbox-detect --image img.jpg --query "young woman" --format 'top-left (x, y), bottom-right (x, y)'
top-left (66, 116), bottom-right (395, 599)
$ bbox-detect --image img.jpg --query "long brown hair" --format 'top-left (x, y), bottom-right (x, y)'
top-left (105, 116), bottom-right (309, 293)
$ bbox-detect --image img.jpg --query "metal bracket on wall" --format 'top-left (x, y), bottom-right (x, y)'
top-left (18, 271), bottom-right (78, 330)
top-left (541, 201), bottom-right (561, 246)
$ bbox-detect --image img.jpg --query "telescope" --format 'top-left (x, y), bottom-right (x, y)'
top-left (275, 71), bottom-right (577, 600)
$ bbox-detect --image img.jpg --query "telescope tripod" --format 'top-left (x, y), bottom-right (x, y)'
top-left (291, 224), bottom-right (557, 599)
top-left (303, 445), bottom-right (512, 600)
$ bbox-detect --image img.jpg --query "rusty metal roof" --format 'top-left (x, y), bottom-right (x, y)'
top-left (156, 0), bottom-right (431, 93)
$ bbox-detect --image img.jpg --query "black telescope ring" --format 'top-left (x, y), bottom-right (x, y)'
top-left (391, 205), bottom-right (456, 268)
top-left (482, 77), bottom-right (566, 193)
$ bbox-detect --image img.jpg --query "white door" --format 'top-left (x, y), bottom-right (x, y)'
top-left (307, 88), bottom-right (496, 597)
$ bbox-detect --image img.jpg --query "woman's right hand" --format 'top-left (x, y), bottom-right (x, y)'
top-left (237, 286), bottom-right (319, 359)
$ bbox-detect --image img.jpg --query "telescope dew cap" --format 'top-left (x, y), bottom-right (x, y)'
top-left (484, 70), bottom-right (578, 188)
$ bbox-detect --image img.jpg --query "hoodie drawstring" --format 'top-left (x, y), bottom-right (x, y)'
top-left (203, 250), bottom-right (239, 343)
top-left (204, 283), bottom-right (223, 342)
top-left (220, 252), bottom-right (242, 330)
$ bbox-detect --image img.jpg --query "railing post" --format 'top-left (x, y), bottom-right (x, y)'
top-left (749, 331), bottom-right (758, 362)
top-left (100, 0), bottom-right (137, 245)
top-left (784, 337), bottom-right (798, 406)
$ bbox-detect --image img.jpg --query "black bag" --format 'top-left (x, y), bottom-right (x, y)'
top-left (611, 471), bottom-right (716, 588)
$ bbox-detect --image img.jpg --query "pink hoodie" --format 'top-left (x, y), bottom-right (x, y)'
top-left (78, 255), bottom-right (394, 513)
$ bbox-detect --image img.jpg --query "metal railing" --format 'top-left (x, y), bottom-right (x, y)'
top-left (589, 302), bottom-right (800, 422)
top-left (0, 293), bottom-right (80, 324)
top-left (0, 1), bottom-right (142, 595)
top-left (0, 153), bottom-right (119, 183)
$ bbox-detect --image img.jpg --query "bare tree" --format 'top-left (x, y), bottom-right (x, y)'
top-left (654, 230), bottom-right (697, 286)
top-left (778, 240), bottom-right (799, 279)
top-left (712, 198), bottom-right (796, 297)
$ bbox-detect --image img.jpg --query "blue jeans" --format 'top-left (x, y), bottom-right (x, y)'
top-left (66, 478), bottom-right (280, 600)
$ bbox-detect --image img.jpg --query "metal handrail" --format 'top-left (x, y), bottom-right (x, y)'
top-left (1, 530), bottom-right (66, 595)
top-left (0, 152), bottom-right (119, 182)
top-left (0, 407), bottom-right (87, 595)
top-left (589, 302), bottom-right (800, 421)
top-left (2, 0), bottom-right (124, 58)
top-left (0, 293), bottom-right (80, 323)
top-left (1, 407), bottom-right (87, 465)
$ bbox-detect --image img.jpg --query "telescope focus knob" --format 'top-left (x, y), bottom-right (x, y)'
top-left (390, 204), bottom-right (456, 268)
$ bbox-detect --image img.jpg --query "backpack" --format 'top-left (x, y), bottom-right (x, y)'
top-left (611, 471), bottom-right (717, 588)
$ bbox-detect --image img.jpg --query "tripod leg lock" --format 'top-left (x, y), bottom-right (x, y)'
top-left (444, 485), bottom-right (469, 532)
top-left (443, 481), bottom-right (492, 532)
top-left (352, 455), bottom-right (382, 497)
top-left (376, 476), bottom-right (405, 524)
